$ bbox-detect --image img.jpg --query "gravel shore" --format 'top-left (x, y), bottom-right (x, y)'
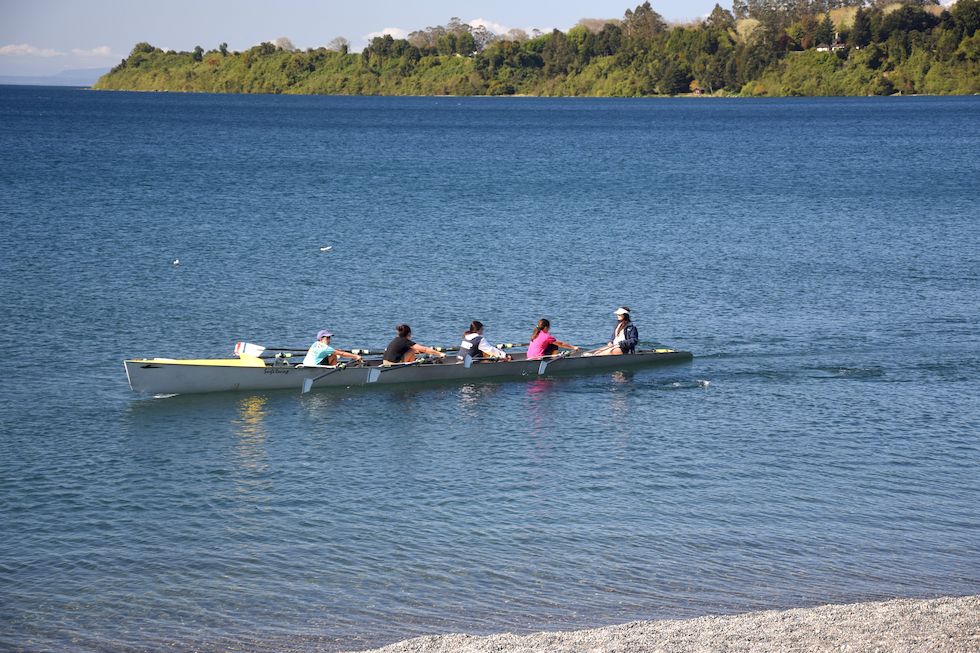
top-left (349, 594), bottom-right (979, 653)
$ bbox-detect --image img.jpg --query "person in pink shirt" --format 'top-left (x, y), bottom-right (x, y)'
top-left (526, 318), bottom-right (580, 360)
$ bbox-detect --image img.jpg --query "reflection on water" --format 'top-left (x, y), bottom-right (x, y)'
top-left (525, 378), bottom-right (557, 437)
top-left (300, 387), bottom-right (352, 416)
top-left (233, 395), bottom-right (269, 481)
top-left (457, 383), bottom-right (502, 412)
top-left (234, 395), bottom-right (267, 442)
top-left (610, 371), bottom-right (634, 385)
top-left (608, 370), bottom-right (635, 421)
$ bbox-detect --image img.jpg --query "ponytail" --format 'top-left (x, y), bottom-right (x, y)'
top-left (464, 320), bottom-right (483, 337)
top-left (396, 324), bottom-right (412, 338)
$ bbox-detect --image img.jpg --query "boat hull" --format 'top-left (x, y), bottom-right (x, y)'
top-left (124, 350), bottom-right (693, 396)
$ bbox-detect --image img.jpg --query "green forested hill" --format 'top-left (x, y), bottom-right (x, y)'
top-left (94, 1), bottom-right (980, 97)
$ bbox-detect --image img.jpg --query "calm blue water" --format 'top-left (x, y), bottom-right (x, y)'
top-left (0, 86), bottom-right (978, 652)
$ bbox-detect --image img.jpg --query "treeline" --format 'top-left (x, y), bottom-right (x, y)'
top-left (94, 1), bottom-right (980, 96)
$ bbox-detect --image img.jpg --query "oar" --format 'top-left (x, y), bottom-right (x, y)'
top-left (237, 342), bottom-right (372, 358)
top-left (234, 341), bottom-right (267, 357)
top-left (300, 363), bottom-right (351, 394)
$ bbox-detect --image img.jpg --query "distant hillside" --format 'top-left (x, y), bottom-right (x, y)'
top-left (1, 67), bottom-right (109, 87)
top-left (95, 1), bottom-right (980, 97)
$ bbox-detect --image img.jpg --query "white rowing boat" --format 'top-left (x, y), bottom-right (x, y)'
top-left (124, 348), bottom-right (693, 396)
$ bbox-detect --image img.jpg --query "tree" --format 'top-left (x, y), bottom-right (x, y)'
top-left (219, 42), bottom-right (229, 56)
top-left (436, 32), bottom-right (457, 55)
top-left (622, 2), bottom-right (668, 41)
top-left (658, 61), bottom-right (692, 94)
top-left (880, 6), bottom-right (940, 39)
top-left (326, 37), bottom-right (350, 54)
top-left (732, 1), bottom-right (749, 20)
top-left (458, 31), bottom-right (476, 54)
top-left (576, 18), bottom-right (616, 33)
top-left (471, 25), bottom-right (496, 51)
top-left (273, 37), bottom-right (296, 52)
top-left (814, 14), bottom-right (834, 46)
top-left (851, 7), bottom-right (871, 47)
top-left (707, 4), bottom-right (736, 31)
top-left (956, 31), bottom-right (980, 62)
top-left (192, 45), bottom-right (204, 62)
top-left (595, 23), bottom-right (623, 55)
top-left (130, 42), bottom-right (156, 56)
top-left (542, 30), bottom-right (576, 76)
top-left (952, 0), bottom-right (980, 38)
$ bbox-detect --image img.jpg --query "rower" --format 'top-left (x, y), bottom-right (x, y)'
top-left (302, 330), bottom-right (363, 367)
top-left (458, 321), bottom-right (511, 362)
top-left (382, 324), bottom-right (446, 365)
top-left (526, 318), bottom-right (580, 360)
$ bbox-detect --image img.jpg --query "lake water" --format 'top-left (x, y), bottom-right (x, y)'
top-left (0, 86), bottom-right (977, 652)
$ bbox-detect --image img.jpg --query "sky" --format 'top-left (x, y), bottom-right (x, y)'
top-left (0, 0), bottom-right (725, 77)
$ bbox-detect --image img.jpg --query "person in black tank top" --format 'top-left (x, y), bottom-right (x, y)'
top-left (383, 324), bottom-right (447, 364)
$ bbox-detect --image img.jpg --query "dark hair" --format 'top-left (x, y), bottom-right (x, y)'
top-left (531, 318), bottom-right (550, 341)
top-left (464, 320), bottom-right (483, 336)
top-left (618, 307), bottom-right (632, 323)
top-left (396, 324), bottom-right (412, 338)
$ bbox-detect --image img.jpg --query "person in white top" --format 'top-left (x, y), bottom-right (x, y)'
top-left (302, 330), bottom-right (363, 367)
top-left (587, 307), bottom-right (639, 356)
top-left (457, 321), bottom-right (511, 361)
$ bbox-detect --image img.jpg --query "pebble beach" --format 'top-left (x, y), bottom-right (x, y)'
top-left (350, 595), bottom-right (980, 653)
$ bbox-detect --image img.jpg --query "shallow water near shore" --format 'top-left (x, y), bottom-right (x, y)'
top-left (0, 86), bottom-right (978, 652)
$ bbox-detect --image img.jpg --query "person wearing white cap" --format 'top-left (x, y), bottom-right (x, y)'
top-left (302, 330), bottom-right (363, 367)
top-left (588, 307), bottom-right (639, 356)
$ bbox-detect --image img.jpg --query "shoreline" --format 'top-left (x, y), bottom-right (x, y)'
top-left (347, 595), bottom-right (979, 653)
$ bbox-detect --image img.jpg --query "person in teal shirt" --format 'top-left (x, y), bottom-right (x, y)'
top-left (302, 330), bottom-right (362, 367)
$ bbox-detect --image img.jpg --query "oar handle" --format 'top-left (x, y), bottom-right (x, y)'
top-left (433, 342), bottom-right (529, 353)
top-left (254, 341), bottom-right (531, 359)
top-left (427, 342), bottom-right (529, 354)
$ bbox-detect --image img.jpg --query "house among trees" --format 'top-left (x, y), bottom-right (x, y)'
top-left (815, 32), bottom-right (845, 53)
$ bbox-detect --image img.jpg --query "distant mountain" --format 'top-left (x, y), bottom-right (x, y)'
top-left (0, 68), bottom-right (110, 87)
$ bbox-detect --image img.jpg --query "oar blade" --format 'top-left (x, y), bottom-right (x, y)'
top-left (234, 342), bottom-right (266, 358)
